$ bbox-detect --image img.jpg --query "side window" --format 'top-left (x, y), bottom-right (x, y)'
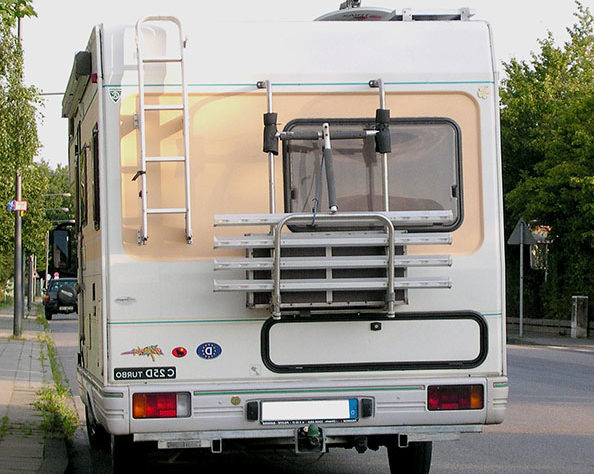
top-left (92, 125), bottom-right (100, 231)
top-left (80, 143), bottom-right (88, 228)
top-left (283, 118), bottom-right (462, 230)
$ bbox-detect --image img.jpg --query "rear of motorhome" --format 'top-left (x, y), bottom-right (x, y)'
top-left (62, 3), bottom-right (507, 472)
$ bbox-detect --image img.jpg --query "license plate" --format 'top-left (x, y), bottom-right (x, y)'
top-left (59, 306), bottom-right (74, 311)
top-left (260, 399), bottom-right (358, 425)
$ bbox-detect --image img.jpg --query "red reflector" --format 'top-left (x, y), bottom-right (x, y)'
top-left (133, 392), bottom-right (177, 418)
top-left (428, 384), bottom-right (483, 411)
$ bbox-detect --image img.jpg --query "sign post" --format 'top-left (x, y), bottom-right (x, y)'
top-left (507, 219), bottom-right (536, 337)
top-left (9, 174), bottom-right (27, 336)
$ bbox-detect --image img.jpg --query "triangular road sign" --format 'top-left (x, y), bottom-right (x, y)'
top-left (508, 218), bottom-right (537, 245)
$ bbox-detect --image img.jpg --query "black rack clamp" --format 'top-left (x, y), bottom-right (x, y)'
top-left (375, 107), bottom-right (391, 154)
top-left (262, 112), bottom-right (279, 155)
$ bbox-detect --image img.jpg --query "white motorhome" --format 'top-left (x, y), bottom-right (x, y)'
top-left (62, 2), bottom-right (507, 472)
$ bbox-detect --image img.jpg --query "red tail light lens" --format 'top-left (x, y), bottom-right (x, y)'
top-left (428, 384), bottom-right (483, 411)
top-left (44, 294), bottom-right (50, 302)
top-left (133, 392), bottom-right (190, 418)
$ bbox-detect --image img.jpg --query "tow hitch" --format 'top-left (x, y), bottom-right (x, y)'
top-left (296, 424), bottom-right (325, 453)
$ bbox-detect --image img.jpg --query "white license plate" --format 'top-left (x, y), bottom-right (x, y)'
top-left (59, 306), bottom-right (74, 311)
top-left (260, 399), bottom-right (358, 424)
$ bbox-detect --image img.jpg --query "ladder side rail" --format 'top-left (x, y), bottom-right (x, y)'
top-left (177, 18), bottom-right (193, 243)
top-left (135, 20), bottom-right (149, 243)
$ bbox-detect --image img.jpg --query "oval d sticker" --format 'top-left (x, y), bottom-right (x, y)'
top-left (197, 342), bottom-right (222, 360)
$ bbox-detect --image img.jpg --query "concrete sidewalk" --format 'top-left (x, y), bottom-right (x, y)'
top-left (507, 332), bottom-right (594, 351)
top-left (0, 304), bottom-right (68, 474)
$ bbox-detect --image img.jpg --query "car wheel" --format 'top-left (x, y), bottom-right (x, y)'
top-left (85, 405), bottom-right (109, 451)
top-left (387, 441), bottom-right (432, 474)
top-left (111, 434), bottom-right (135, 473)
top-left (44, 309), bottom-right (53, 321)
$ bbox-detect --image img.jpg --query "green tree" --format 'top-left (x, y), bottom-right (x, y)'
top-left (501, 1), bottom-right (594, 319)
top-left (0, 1), bottom-right (36, 27)
top-left (0, 0), bottom-right (45, 293)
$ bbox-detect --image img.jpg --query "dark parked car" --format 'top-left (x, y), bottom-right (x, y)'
top-left (43, 278), bottom-right (78, 320)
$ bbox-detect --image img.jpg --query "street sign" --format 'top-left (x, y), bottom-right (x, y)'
top-left (7, 200), bottom-right (28, 212)
top-left (508, 218), bottom-right (536, 245)
top-left (507, 218), bottom-right (536, 338)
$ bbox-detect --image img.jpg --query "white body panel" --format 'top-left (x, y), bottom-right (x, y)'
top-left (66, 12), bottom-right (507, 451)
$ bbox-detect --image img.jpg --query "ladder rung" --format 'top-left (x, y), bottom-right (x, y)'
top-left (147, 208), bottom-right (187, 215)
top-left (213, 277), bottom-right (452, 292)
top-left (213, 255), bottom-right (452, 271)
top-left (143, 57), bottom-right (182, 63)
top-left (214, 210), bottom-right (454, 227)
top-left (213, 232), bottom-right (453, 249)
top-left (144, 104), bottom-right (184, 111)
top-left (146, 156), bottom-right (186, 163)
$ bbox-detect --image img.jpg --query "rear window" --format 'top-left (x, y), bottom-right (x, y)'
top-left (283, 118), bottom-right (462, 230)
top-left (49, 279), bottom-right (76, 290)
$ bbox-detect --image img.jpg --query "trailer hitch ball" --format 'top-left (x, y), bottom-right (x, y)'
top-left (297, 424), bottom-right (324, 452)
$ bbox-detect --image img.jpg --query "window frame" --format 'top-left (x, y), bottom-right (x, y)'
top-left (282, 117), bottom-right (464, 232)
top-left (92, 124), bottom-right (100, 231)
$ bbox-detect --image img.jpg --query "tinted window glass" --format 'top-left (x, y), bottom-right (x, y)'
top-left (283, 118), bottom-right (462, 229)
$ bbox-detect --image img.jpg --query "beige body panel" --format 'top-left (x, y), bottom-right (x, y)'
top-left (120, 91), bottom-right (482, 260)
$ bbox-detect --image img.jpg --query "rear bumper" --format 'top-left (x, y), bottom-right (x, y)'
top-left (135, 423), bottom-right (483, 451)
top-left (78, 369), bottom-right (508, 445)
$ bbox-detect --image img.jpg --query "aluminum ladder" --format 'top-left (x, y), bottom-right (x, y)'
top-left (135, 16), bottom-right (193, 244)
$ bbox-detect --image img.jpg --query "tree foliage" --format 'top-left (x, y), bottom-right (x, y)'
top-left (500, 1), bottom-right (594, 319)
top-left (0, 0), bottom-right (49, 293)
top-left (0, 0), bottom-right (36, 28)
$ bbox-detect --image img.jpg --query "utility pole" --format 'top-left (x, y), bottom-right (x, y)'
top-left (13, 171), bottom-right (23, 337)
top-left (13, 18), bottom-right (23, 336)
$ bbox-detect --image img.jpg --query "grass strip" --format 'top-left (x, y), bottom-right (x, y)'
top-left (32, 307), bottom-right (79, 443)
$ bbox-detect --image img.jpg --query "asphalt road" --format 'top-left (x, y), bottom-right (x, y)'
top-left (47, 313), bottom-right (594, 474)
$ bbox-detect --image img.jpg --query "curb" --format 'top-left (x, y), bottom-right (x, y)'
top-left (39, 438), bottom-right (69, 473)
top-left (507, 335), bottom-right (594, 351)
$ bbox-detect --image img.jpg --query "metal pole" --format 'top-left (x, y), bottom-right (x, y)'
top-left (519, 223), bottom-right (524, 338)
top-left (27, 255), bottom-right (33, 314)
top-left (13, 172), bottom-right (23, 337)
top-left (369, 79), bottom-right (389, 211)
top-left (265, 80), bottom-right (275, 214)
top-left (45, 231), bottom-right (49, 290)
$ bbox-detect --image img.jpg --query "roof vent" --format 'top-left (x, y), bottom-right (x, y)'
top-left (316, 3), bottom-right (474, 22)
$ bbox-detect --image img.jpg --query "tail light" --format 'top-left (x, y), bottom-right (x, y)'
top-left (133, 392), bottom-right (191, 418)
top-left (44, 294), bottom-right (50, 302)
top-left (428, 384), bottom-right (483, 411)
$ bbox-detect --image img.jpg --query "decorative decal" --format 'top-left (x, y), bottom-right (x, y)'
top-left (121, 345), bottom-right (164, 362)
top-left (477, 86), bottom-right (490, 99)
top-left (108, 88), bottom-right (122, 103)
top-left (172, 347), bottom-right (188, 358)
top-left (196, 342), bottom-right (222, 360)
